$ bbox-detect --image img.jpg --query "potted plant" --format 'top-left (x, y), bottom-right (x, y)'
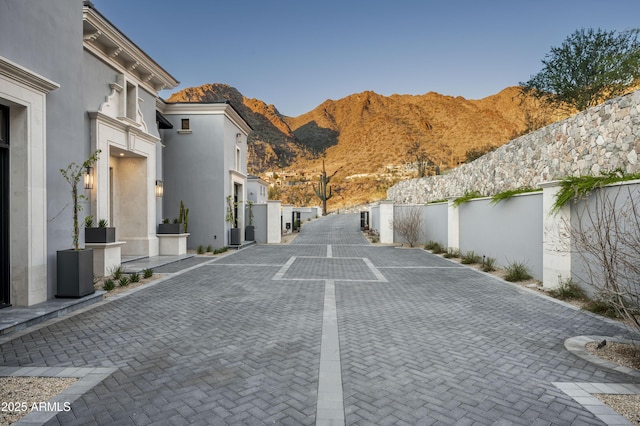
top-left (85, 216), bottom-right (116, 243)
top-left (226, 195), bottom-right (241, 245)
top-left (158, 217), bottom-right (180, 234)
top-left (245, 200), bottom-right (255, 241)
top-left (57, 150), bottom-right (101, 298)
top-left (158, 201), bottom-right (189, 234)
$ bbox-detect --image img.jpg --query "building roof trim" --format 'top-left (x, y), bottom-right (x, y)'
top-left (0, 55), bottom-right (60, 93)
top-left (82, 2), bottom-right (179, 94)
top-left (162, 102), bottom-right (253, 134)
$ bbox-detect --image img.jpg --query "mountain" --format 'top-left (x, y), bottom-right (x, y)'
top-left (167, 84), bottom-right (569, 209)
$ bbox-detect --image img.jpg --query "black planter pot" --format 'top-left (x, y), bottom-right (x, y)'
top-left (85, 227), bottom-right (116, 243)
top-left (230, 227), bottom-right (241, 245)
top-left (56, 249), bottom-right (95, 298)
top-left (158, 223), bottom-right (181, 234)
top-left (245, 225), bottom-right (255, 241)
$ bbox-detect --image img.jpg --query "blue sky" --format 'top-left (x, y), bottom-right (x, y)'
top-left (91, 0), bottom-right (640, 117)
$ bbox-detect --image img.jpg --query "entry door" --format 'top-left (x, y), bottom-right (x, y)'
top-left (0, 105), bottom-right (9, 308)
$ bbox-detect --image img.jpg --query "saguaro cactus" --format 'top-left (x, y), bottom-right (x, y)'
top-left (179, 200), bottom-right (189, 233)
top-left (313, 160), bottom-right (338, 216)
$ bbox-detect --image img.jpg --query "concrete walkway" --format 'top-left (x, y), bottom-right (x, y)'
top-left (1, 214), bottom-right (639, 425)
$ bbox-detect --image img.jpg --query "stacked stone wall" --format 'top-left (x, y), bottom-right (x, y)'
top-left (388, 90), bottom-right (640, 204)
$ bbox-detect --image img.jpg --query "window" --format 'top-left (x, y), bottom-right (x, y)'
top-left (125, 81), bottom-right (137, 121)
top-left (236, 147), bottom-right (241, 171)
top-left (181, 119), bottom-right (190, 130)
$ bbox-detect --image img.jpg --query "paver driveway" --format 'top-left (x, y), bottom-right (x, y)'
top-left (1, 213), bottom-right (639, 425)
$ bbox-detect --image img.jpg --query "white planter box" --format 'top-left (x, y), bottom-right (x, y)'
top-left (85, 241), bottom-right (126, 277)
top-left (158, 233), bottom-right (190, 255)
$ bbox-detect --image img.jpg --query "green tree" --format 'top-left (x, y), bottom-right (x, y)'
top-left (520, 28), bottom-right (640, 111)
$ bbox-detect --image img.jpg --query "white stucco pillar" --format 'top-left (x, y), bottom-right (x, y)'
top-left (0, 56), bottom-right (59, 306)
top-left (540, 181), bottom-right (571, 289)
top-left (267, 200), bottom-right (281, 244)
top-left (447, 198), bottom-right (460, 251)
top-left (379, 200), bottom-right (394, 244)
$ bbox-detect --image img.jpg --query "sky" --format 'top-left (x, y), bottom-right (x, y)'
top-left (91, 0), bottom-right (640, 117)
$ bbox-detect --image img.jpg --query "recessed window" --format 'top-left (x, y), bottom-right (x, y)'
top-left (181, 119), bottom-right (190, 130)
top-left (125, 81), bottom-right (137, 121)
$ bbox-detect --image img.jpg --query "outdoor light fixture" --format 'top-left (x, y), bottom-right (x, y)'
top-left (84, 166), bottom-right (94, 189)
top-left (236, 133), bottom-right (242, 143)
top-left (155, 180), bottom-right (164, 197)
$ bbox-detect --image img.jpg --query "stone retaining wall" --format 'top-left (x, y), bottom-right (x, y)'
top-left (388, 90), bottom-right (640, 204)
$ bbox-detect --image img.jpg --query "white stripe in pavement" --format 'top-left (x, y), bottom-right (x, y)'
top-left (327, 245), bottom-right (333, 258)
top-left (362, 258), bottom-right (388, 282)
top-left (316, 280), bottom-right (345, 426)
top-left (272, 256), bottom-right (296, 280)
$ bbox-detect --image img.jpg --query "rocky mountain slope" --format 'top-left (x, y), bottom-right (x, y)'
top-left (167, 84), bottom-right (569, 209)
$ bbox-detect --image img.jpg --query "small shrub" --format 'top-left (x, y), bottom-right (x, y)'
top-left (197, 245), bottom-right (204, 254)
top-left (206, 245), bottom-right (213, 252)
top-left (213, 247), bottom-right (228, 254)
top-left (482, 256), bottom-right (497, 272)
top-left (583, 298), bottom-right (621, 319)
top-left (110, 265), bottom-right (123, 280)
top-left (432, 243), bottom-right (446, 254)
top-left (119, 276), bottom-right (130, 287)
top-left (102, 279), bottom-right (115, 291)
top-left (424, 241), bottom-right (439, 250)
top-left (443, 248), bottom-right (460, 258)
top-left (547, 278), bottom-right (587, 300)
top-left (392, 207), bottom-right (423, 247)
top-left (371, 236), bottom-right (379, 243)
top-left (461, 251), bottom-right (481, 264)
top-left (425, 241), bottom-right (444, 253)
top-left (504, 261), bottom-right (533, 282)
top-left (129, 272), bottom-right (140, 283)
top-left (143, 268), bottom-right (153, 279)
top-left (84, 215), bottom-right (94, 228)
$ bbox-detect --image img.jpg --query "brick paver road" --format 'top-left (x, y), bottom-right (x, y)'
top-left (1, 213), bottom-right (639, 425)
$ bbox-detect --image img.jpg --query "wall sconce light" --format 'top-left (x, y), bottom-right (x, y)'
top-left (155, 180), bottom-right (164, 197)
top-left (84, 166), bottom-right (94, 189)
top-left (236, 133), bottom-right (242, 143)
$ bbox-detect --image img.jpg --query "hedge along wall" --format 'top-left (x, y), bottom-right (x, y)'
top-left (388, 90), bottom-right (640, 204)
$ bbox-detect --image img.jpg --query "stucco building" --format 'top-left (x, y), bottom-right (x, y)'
top-left (0, 0), bottom-right (267, 307)
top-left (160, 101), bottom-right (252, 250)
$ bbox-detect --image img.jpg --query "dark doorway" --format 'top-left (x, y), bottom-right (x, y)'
top-left (0, 105), bottom-right (9, 308)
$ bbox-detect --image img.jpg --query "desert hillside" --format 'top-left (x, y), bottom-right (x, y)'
top-left (167, 84), bottom-right (569, 209)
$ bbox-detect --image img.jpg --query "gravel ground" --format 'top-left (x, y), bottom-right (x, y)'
top-left (0, 377), bottom-right (78, 425)
top-left (594, 394), bottom-right (640, 424)
top-left (586, 341), bottom-right (640, 371)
